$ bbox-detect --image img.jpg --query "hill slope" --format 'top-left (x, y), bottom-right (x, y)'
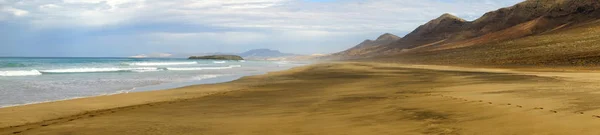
top-left (372, 19), bottom-right (600, 66)
top-left (331, 0), bottom-right (600, 66)
top-left (329, 33), bottom-right (401, 59)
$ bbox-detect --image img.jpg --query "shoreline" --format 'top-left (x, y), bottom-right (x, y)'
top-left (0, 62), bottom-right (573, 126)
top-left (0, 61), bottom-right (306, 109)
top-left (0, 74), bottom-right (235, 109)
top-left (4, 62), bottom-right (600, 134)
top-left (0, 64), bottom-right (306, 128)
top-left (0, 77), bottom-right (245, 129)
top-left (0, 58), bottom-right (310, 109)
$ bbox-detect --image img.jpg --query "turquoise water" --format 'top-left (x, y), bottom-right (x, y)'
top-left (0, 57), bottom-right (307, 107)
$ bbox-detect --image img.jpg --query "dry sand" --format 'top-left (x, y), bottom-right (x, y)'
top-left (3, 62), bottom-right (600, 134)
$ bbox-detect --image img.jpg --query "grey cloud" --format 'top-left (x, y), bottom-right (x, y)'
top-left (0, 0), bottom-right (523, 56)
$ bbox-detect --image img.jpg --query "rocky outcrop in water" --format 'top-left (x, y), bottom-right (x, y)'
top-left (188, 55), bottom-right (244, 60)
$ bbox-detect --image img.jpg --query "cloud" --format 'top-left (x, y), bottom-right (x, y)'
top-left (39, 4), bottom-right (60, 9)
top-left (6, 0), bottom-right (521, 30)
top-left (0, 0), bottom-right (523, 56)
top-left (145, 31), bottom-right (269, 45)
top-left (2, 6), bottom-right (29, 16)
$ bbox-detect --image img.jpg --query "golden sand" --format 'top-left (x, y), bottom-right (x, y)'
top-left (3, 62), bottom-right (600, 134)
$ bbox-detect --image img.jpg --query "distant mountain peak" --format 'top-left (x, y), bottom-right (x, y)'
top-left (248, 48), bottom-right (280, 52)
top-left (421, 13), bottom-right (468, 30)
top-left (399, 13), bottom-right (468, 45)
top-left (327, 0), bottom-right (600, 61)
top-left (376, 33), bottom-right (401, 41)
top-left (437, 13), bottom-right (465, 22)
top-left (239, 48), bottom-right (295, 59)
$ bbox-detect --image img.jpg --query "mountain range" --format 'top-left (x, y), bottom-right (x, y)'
top-left (239, 49), bottom-right (298, 60)
top-left (143, 49), bottom-right (311, 60)
top-left (328, 0), bottom-right (600, 66)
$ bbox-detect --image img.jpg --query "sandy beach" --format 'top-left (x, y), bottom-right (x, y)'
top-left (5, 0), bottom-right (600, 134)
top-left (3, 62), bottom-right (600, 134)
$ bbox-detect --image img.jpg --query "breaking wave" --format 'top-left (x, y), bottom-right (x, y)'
top-left (40, 67), bottom-right (160, 74)
top-left (1, 65), bottom-right (241, 76)
top-left (192, 74), bottom-right (222, 80)
top-left (0, 70), bottom-right (42, 76)
top-left (124, 62), bottom-right (199, 66)
top-left (167, 65), bottom-right (242, 71)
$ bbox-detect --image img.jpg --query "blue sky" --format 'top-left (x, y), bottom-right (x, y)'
top-left (0, 0), bottom-right (522, 57)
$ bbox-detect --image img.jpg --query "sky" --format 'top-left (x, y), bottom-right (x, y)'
top-left (0, 0), bottom-right (523, 57)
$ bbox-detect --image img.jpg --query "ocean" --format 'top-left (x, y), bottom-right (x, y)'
top-left (0, 57), bottom-right (308, 108)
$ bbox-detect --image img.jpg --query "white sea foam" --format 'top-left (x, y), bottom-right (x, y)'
top-left (239, 60), bottom-right (246, 62)
top-left (167, 67), bottom-right (230, 71)
top-left (229, 65), bottom-right (242, 68)
top-left (192, 74), bottom-right (222, 80)
top-left (167, 65), bottom-right (242, 71)
top-left (40, 67), bottom-right (159, 73)
top-left (275, 61), bottom-right (290, 64)
top-left (125, 61), bottom-right (198, 66)
top-left (213, 61), bottom-right (226, 64)
top-left (131, 68), bottom-right (164, 72)
top-left (0, 70), bottom-right (42, 76)
top-left (0, 74), bottom-right (225, 108)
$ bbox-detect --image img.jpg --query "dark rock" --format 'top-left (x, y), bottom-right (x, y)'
top-left (188, 55), bottom-right (244, 60)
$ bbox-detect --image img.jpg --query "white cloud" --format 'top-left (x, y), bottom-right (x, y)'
top-left (146, 31), bottom-right (269, 45)
top-left (0, 0), bottom-right (524, 55)
top-left (2, 6), bottom-right (28, 16)
top-left (1, 0), bottom-right (522, 31)
top-left (39, 4), bottom-right (60, 9)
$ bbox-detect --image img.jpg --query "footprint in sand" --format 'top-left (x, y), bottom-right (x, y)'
top-left (576, 112), bottom-right (584, 114)
top-left (593, 115), bottom-right (600, 118)
top-left (507, 103), bottom-right (512, 105)
top-left (488, 102), bottom-right (493, 104)
top-left (534, 107), bottom-right (544, 110)
top-left (550, 110), bottom-right (558, 113)
top-left (517, 105), bottom-right (523, 108)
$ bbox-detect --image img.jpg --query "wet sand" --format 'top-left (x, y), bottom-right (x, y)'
top-left (3, 62), bottom-right (600, 134)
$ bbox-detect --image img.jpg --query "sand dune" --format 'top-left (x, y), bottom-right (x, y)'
top-left (3, 62), bottom-right (600, 134)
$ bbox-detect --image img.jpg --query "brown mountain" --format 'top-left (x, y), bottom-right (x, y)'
top-left (433, 0), bottom-right (600, 50)
top-left (397, 13), bottom-right (468, 48)
top-left (328, 33), bottom-right (401, 59)
top-left (330, 0), bottom-right (600, 66)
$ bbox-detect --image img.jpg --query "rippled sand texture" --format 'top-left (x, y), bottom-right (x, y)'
top-left (4, 62), bottom-right (600, 134)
